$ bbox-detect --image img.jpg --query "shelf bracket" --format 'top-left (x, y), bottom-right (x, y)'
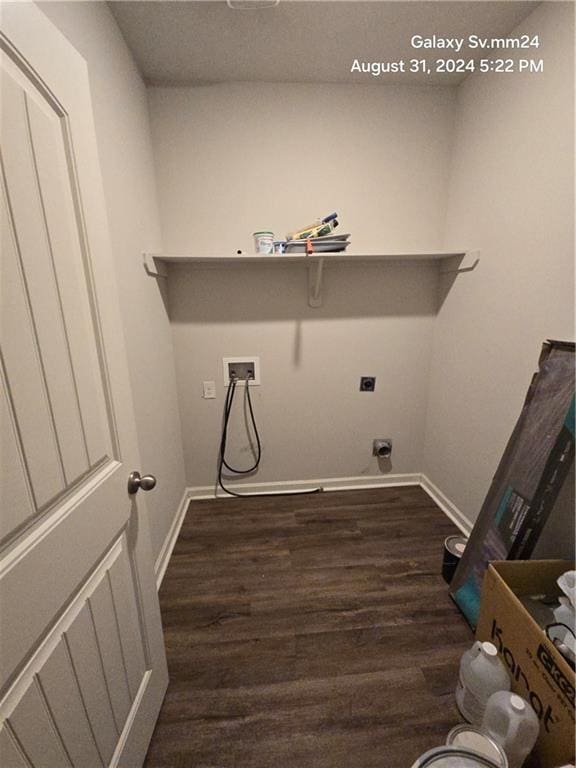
top-left (307, 257), bottom-right (324, 308)
top-left (440, 250), bottom-right (480, 274)
top-left (143, 253), bottom-right (168, 279)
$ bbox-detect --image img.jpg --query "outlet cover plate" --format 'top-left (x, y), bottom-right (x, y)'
top-left (223, 356), bottom-right (261, 385)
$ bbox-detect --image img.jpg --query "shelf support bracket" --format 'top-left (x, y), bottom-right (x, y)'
top-left (143, 253), bottom-right (168, 279)
top-left (307, 257), bottom-right (324, 308)
top-left (440, 250), bottom-right (480, 274)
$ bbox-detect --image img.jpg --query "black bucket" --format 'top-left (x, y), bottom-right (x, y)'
top-left (442, 534), bottom-right (468, 584)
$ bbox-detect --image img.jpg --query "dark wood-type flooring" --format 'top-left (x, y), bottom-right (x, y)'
top-left (145, 486), bottom-right (474, 767)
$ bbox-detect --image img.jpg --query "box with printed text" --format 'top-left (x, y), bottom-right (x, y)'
top-left (476, 560), bottom-right (575, 767)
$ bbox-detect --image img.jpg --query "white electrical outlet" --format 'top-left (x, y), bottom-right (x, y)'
top-left (202, 381), bottom-right (216, 399)
top-left (222, 357), bottom-right (261, 385)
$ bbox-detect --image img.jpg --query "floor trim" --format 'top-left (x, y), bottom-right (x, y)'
top-left (187, 473), bottom-right (423, 500)
top-left (420, 474), bottom-right (472, 536)
top-left (155, 474), bottom-right (472, 589)
top-left (154, 488), bottom-right (191, 590)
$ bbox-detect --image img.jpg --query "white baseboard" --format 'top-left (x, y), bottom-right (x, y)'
top-left (156, 473), bottom-right (472, 590)
top-left (154, 488), bottom-right (191, 590)
top-left (420, 474), bottom-right (472, 536)
top-left (187, 473), bottom-right (422, 500)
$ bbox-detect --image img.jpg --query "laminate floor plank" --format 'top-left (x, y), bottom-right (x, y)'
top-left (145, 487), bottom-right (473, 767)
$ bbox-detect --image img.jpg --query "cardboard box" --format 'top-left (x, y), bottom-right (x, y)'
top-left (476, 561), bottom-right (575, 768)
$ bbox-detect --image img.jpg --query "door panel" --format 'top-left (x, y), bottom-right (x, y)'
top-left (0, 729), bottom-right (28, 768)
top-left (65, 605), bottom-right (120, 763)
top-left (2, 534), bottom-right (151, 766)
top-left (1, 172), bottom-right (66, 514)
top-left (1, 5), bottom-right (168, 765)
top-left (9, 682), bottom-right (71, 768)
top-left (2, 66), bottom-right (90, 488)
top-left (25, 92), bottom-right (111, 469)
top-left (36, 643), bottom-right (103, 768)
top-left (0, 379), bottom-right (35, 533)
top-left (108, 556), bottom-right (148, 701)
top-left (0, 466), bottom-right (125, 688)
top-left (88, 580), bottom-right (133, 730)
top-left (1, 53), bottom-right (114, 543)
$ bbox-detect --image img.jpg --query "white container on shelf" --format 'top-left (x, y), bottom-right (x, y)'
top-left (253, 231), bottom-right (274, 254)
top-left (481, 692), bottom-right (539, 768)
top-left (456, 641), bottom-right (510, 726)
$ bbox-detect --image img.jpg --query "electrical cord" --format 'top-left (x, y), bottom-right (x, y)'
top-left (217, 376), bottom-right (323, 498)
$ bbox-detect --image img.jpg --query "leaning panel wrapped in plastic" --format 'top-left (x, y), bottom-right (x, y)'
top-left (450, 340), bottom-right (575, 627)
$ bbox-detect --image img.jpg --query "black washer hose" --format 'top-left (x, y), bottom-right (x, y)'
top-left (217, 378), bottom-right (322, 498)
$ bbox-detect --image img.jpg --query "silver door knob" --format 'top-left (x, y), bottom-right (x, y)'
top-left (127, 471), bottom-right (157, 495)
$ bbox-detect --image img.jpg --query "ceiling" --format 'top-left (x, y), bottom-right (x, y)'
top-left (110, 1), bottom-right (540, 86)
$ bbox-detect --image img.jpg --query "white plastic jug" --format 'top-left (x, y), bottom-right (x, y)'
top-left (456, 641), bottom-right (510, 725)
top-left (481, 692), bottom-right (539, 768)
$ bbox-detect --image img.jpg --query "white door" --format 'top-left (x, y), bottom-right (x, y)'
top-left (0, 4), bottom-right (168, 766)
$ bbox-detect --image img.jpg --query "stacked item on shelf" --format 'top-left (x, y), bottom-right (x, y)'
top-left (284, 233), bottom-right (350, 254)
top-left (284, 212), bottom-right (351, 254)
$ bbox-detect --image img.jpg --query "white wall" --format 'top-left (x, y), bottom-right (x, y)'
top-left (150, 83), bottom-right (454, 255)
top-left (423, 2), bottom-right (574, 526)
top-left (149, 84), bottom-right (455, 487)
top-left (40, 2), bottom-right (186, 566)
top-left (168, 262), bottom-right (438, 486)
